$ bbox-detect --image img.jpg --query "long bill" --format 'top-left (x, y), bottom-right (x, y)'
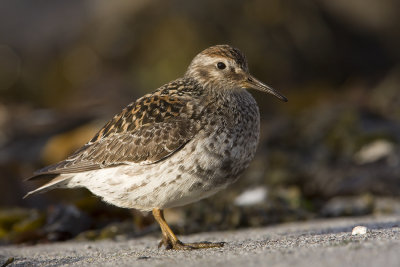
top-left (244, 75), bottom-right (288, 102)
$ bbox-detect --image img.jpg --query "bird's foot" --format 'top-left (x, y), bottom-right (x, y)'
top-left (153, 208), bottom-right (224, 250)
top-left (159, 236), bottom-right (225, 250)
top-left (176, 241), bottom-right (225, 250)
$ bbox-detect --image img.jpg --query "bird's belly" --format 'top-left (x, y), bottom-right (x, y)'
top-left (68, 122), bottom-right (259, 211)
top-left (158, 126), bottom-right (260, 208)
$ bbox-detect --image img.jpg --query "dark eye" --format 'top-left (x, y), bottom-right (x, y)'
top-left (217, 62), bottom-right (226, 70)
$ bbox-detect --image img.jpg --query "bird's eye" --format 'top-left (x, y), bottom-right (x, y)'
top-left (217, 62), bottom-right (226, 70)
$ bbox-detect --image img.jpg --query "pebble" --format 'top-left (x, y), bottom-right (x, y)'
top-left (352, 226), bottom-right (368, 235)
top-left (234, 187), bottom-right (268, 206)
top-left (354, 140), bottom-right (394, 164)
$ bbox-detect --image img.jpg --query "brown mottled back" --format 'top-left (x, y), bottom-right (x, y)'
top-left (31, 78), bottom-right (210, 176)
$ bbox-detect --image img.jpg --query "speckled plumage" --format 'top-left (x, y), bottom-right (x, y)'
top-left (25, 45), bottom-right (287, 249)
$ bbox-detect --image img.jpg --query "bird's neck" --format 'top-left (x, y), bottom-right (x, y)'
top-left (209, 86), bottom-right (249, 103)
top-left (181, 77), bottom-right (252, 108)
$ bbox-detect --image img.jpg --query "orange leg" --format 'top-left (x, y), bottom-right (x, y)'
top-left (152, 208), bottom-right (225, 250)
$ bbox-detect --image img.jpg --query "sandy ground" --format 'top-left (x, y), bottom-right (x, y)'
top-left (1, 215), bottom-right (400, 267)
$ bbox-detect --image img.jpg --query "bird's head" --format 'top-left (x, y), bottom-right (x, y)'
top-left (185, 45), bottom-right (287, 102)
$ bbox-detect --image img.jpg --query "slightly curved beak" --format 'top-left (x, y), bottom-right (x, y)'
top-left (244, 75), bottom-right (288, 102)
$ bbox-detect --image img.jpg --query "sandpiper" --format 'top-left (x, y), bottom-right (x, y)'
top-left (25, 45), bottom-right (287, 250)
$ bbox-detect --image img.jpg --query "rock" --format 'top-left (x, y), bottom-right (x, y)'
top-left (352, 225), bottom-right (367, 235)
top-left (44, 204), bottom-right (92, 241)
top-left (321, 195), bottom-right (374, 217)
top-left (2, 215), bottom-right (400, 267)
top-left (234, 187), bottom-right (268, 206)
top-left (354, 139), bottom-right (395, 164)
top-left (0, 208), bottom-right (31, 231)
top-left (374, 197), bottom-right (400, 215)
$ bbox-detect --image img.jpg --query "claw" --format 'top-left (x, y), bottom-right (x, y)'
top-left (152, 208), bottom-right (225, 250)
top-left (171, 241), bottom-right (225, 250)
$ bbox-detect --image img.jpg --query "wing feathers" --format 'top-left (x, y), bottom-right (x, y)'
top-left (31, 79), bottom-right (206, 178)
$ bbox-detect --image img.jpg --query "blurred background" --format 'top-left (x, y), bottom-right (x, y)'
top-left (1, 0), bottom-right (400, 245)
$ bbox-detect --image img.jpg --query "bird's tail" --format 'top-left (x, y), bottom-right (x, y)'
top-left (23, 175), bottom-right (72, 199)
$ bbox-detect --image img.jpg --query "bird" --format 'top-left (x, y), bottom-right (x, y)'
top-left (24, 44), bottom-right (287, 250)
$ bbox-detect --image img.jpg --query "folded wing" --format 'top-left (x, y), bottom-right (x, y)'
top-left (29, 81), bottom-right (206, 179)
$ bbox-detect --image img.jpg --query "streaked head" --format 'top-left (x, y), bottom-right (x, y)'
top-left (185, 45), bottom-right (287, 102)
